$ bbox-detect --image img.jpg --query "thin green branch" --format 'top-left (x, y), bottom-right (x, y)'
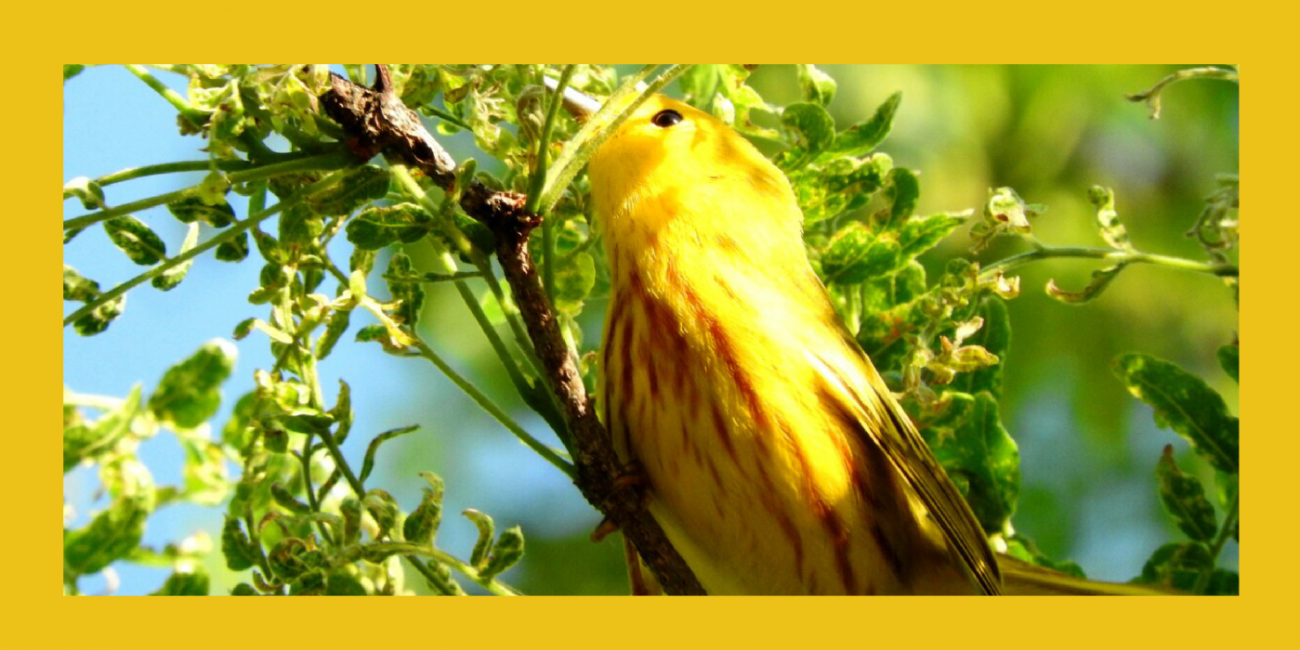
top-left (124, 64), bottom-right (209, 129)
top-left (63, 172), bottom-right (348, 328)
top-left (64, 150), bottom-right (354, 232)
top-left (980, 246), bottom-right (1238, 280)
top-left (1127, 66), bottom-right (1239, 119)
top-left (356, 296), bottom-right (573, 478)
top-left (64, 160), bottom-right (251, 197)
top-left (538, 64), bottom-right (690, 215)
top-left (423, 104), bottom-right (474, 131)
top-left (530, 65), bottom-right (577, 302)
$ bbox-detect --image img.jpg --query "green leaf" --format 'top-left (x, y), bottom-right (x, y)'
top-left (151, 223), bottom-right (201, 291)
top-left (897, 211), bottom-right (966, 262)
top-left (346, 203), bottom-right (432, 250)
top-left (1045, 263), bottom-right (1128, 304)
top-left (310, 164), bottom-right (390, 217)
top-left (478, 525), bottom-right (525, 581)
top-left (167, 196), bottom-right (236, 227)
top-left (826, 91), bottom-right (901, 158)
top-left (403, 472), bottom-right (446, 546)
top-left (363, 489), bottom-right (400, 538)
top-left (1205, 569), bottom-right (1239, 595)
top-left (215, 231), bottom-right (250, 262)
top-left (886, 167), bottom-right (920, 222)
top-left (64, 176), bottom-right (106, 210)
top-left (316, 309), bottom-right (351, 361)
top-left (938, 391), bottom-right (1020, 534)
top-left (387, 252), bottom-right (425, 329)
top-left (1217, 344), bottom-right (1239, 383)
top-left (148, 340), bottom-right (238, 430)
top-left (796, 65), bottom-right (837, 107)
top-left (950, 298), bottom-right (1012, 398)
top-left (151, 569), bottom-right (210, 595)
top-left (1088, 185), bottom-right (1132, 251)
top-left (1137, 542), bottom-right (1212, 592)
top-left (463, 509), bottom-right (496, 569)
top-left (358, 425), bottom-right (420, 484)
top-left (64, 64), bottom-right (86, 82)
top-left (64, 385), bottom-right (142, 473)
top-left (777, 103), bottom-right (836, 170)
top-left (64, 495), bottom-right (150, 578)
top-left (1156, 446), bottom-right (1218, 542)
top-left (63, 265), bottom-right (101, 302)
top-left (73, 294), bottom-right (125, 336)
top-left (221, 516), bottom-right (257, 571)
top-left (1113, 353), bottom-right (1238, 473)
top-left (554, 251), bottom-right (596, 314)
top-left (105, 215), bottom-right (168, 265)
top-left (821, 223), bottom-right (899, 285)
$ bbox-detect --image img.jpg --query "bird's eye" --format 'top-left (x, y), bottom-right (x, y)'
top-left (652, 109), bottom-right (683, 128)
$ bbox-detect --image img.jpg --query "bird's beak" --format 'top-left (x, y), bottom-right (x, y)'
top-left (544, 76), bottom-right (602, 122)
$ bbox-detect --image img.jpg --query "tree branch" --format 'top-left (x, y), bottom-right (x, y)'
top-left (320, 65), bottom-right (705, 595)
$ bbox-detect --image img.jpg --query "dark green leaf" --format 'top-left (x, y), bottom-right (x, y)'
top-left (1217, 344), bottom-right (1239, 383)
top-left (215, 231), bottom-right (250, 262)
top-left (821, 223), bottom-right (899, 285)
top-left (1138, 542), bottom-right (1212, 592)
top-left (73, 294), bottom-right (125, 336)
top-left (1205, 569), bottom-right (1239, 595)
top-left (64, 64), bottom-right (86, 82)
top-left (404, 473), bottom-right (446, 546)
top-left (167, 196), bottom-right (236, 227)
top-left (777, 103), bottom-right (836, 170)
top-left (151, 569), bottom-right (210, 595)
top-left (479, 525), bottom-right (525, 581)
top-left (346, 203), bottom-right (432, 250)
top-left (221, 516), bottom-right (257, 571)
top-left (64, 495), bottom-right (150, 577)
top-left (886, 167), bottom-right (920, 222)
top-left (105, 216), bottom-right (167, 265)
top-left (152, 223), bottom-right (201, 291)
top-left (921, 391), bottom-right (1020, 533)
top-left (1113, 353), bottom-right (1238, 473)
top-left (325, 573), bottom-right (368, 595)
top-left (148, 340), bottom-right (238, 429)
top-left (363, 490), bottom-right (400, 538)
top-left (1156, 446), bottom-right (1218, 542)
top-left (827, 91), bottom-right (901, 158)
top-left (63, 265), bottom-right (100, 302)
top-left (387, 253), bottom-right (425, 329)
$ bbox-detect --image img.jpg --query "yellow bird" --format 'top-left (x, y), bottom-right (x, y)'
top-left (584, 93), bottom-right (1164, 595)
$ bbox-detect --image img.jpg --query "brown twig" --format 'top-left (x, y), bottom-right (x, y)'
top-left (320, 65), bottom-right (704, 595)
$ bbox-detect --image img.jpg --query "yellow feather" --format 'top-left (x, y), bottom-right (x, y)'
top-left (591, 95), bottom-right (998, 594)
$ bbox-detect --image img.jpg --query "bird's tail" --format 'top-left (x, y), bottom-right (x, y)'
top-left (997, 556), bottom-right (1180, 595)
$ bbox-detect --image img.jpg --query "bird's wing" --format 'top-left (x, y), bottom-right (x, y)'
top-left (809, 348), bottom-right (1003, 595)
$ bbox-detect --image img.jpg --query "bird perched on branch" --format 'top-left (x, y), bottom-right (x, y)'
top-left (577, 90), bottom-right (1166, 596)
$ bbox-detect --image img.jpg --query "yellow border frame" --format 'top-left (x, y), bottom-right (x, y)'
top-left (35, 2), bottom-right (1279, 646)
